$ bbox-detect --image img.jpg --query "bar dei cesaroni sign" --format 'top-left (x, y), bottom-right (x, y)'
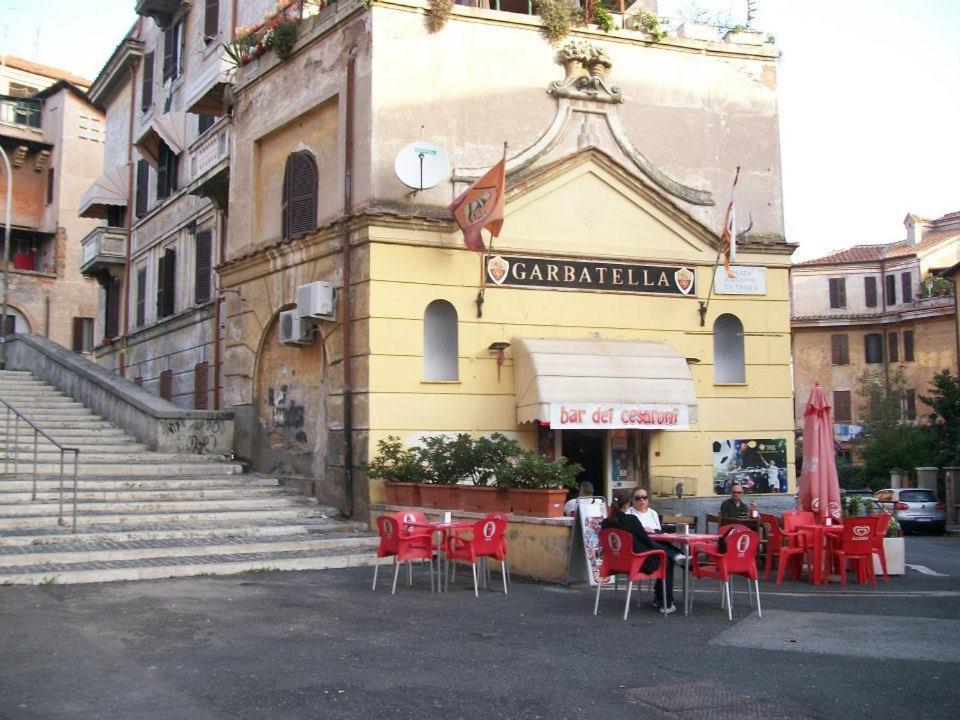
top-left (549, 404), bottom-right (690, 430)
top-left (486, 254), bottom-right (696, 296)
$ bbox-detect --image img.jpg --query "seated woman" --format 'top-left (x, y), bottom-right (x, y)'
top-left (600, 497), bottom-right (685, 614)
top-left (626, 487), bottom-right (661, 532)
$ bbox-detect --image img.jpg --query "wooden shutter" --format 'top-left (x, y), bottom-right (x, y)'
top-left (163, 27), bottom-right (175, 81)
top-left (136, 160), bottom-right (149, 217)
top-left (885, 274), bottom-right (896, 305)
top-left (901, 272), bottom-right (912, 303)
top-left (828, 278), bottom-right (845, 309)
top-left (156, 252), bottom-right (166, 318)
top-left (833, 391), bottom-right (852, 423)
top-left (282, 151), bottom-right (318, 240)
top-left (159, 369), bottom-right (173, 400)
top-left (46, 167), bottom-right (54, 204)
top-left (72, 317), bottom-right (84, 352)
top-left (141, 52), bottom-right (154, 110)
top-left (830, 334), bottom-right (848, 365)
top-left (905, 389), bottom-right (917, 420)
top-left (864, 333), bottom-right (882, 364)
top-left (136, 267), bottom-right (147, 327)
top-left (904, 330), bottom-right (914, 361)
top-left (194, 362), bottom-right (210, 410)
top-left (864, 276), bottom-right (878, 308)
top-left (105, 281), bottom-right (121, 338)
top-left (195, 230), bottom-right (212, 304)
top-left (888, 332), bottom-right (899, 362)
top-left (204, 0), bottom-right (219, 40)
top-left (157, 248), bottom-right (176, 318)
top-left (156, 145), bottom-right (168, 200)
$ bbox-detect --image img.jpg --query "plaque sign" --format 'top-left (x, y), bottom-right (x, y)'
top-left (713, 266), bottom-right (766, 295)
top-left (486, 254), bottom-right (696, 297)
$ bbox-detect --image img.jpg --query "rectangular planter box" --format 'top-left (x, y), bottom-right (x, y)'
top-left (875, 536), bottom-right (905, 576)
top-left (508, 488), bottom-right (568, 518)
top-left (419, 484), bottom-right (462, 510)
top-left (461, 486), bottom-right (510, 514)
top-left (383, 481), bottom-right (420, 508)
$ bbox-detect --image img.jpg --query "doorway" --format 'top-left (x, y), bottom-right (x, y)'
top-left (562, 430), bottom-right (606, 497)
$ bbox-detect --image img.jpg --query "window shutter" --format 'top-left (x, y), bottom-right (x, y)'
top-left (864, 276), bottom-right (878, 308)
top-left (156, 252), bottom-right (166, 318)
top-left (72, 317), bottom-right (84, 352)
top-left (141, 52), bottom-right (154, 110)
top-left (163, 28), bottom-right (175, 81)
top-left (136, 267), bottom-right (147, 327)
top-left (888, 332), bottom-right (899, 362)
top-left (136, 160), bottom-right (149, 217)
top-left (830, 334), bottom-right (848, 365)
top-left (156, 146), bottom-right (168, 200)
top-left (885, 274), bottom-right (896, 305)
top-left (159, 369), bottom-right (173, 401)
top-left (901, 272), bottom-right (912, 303)
top-left (828, 278), bottom-right (846, 309)
top-left (904, 330), bottom-right (915, 362)
top-left (194, 362), bottom-right (210, 409)
top-left (105, 281), bottom-right (121, 338)
top-left (833, 391), bottom-right (852, 423)
top-left (46, 167), bottom-right (54, 205)
top-left (195, 230), bottom-right (212, 304)
top-left (163, 248), bottom-right (176, 317)
top-left (282, 151), bottom-right (318, 240)
top-left (905, 389), bottom-right (917, 420)
top-left (204, 0), bottom-right (219, 40)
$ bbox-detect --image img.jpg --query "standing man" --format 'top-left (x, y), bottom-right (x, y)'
top-left (719, 483), bottom-right (754, 519)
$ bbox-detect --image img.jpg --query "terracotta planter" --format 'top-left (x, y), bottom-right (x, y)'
top-left (419, 484), bottom-right (462, 510)
top-left (508, 488), bottom-right (569, 518)
top-left (461, 486), bottom-right (511, 514)
top-left (383, 481), bottom-right (420, 507)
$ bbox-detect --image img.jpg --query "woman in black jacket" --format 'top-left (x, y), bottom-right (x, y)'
top-left (600, 498), bottom-right (683, 613)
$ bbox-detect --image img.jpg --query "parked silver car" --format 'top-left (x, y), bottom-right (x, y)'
top-left (874, 488), bottom-right (946, 535)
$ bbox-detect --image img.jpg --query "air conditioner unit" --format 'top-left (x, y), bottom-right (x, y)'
top-left (279, 309), bottom-right (313, 346)
top-left (296, 281), bottom-right (336, 321)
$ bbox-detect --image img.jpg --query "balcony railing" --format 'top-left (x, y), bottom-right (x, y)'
top-left (0, 96), bottom-right (41, 129)
top-left (80, 226), bottom-right (127, 277)
top-left (189, 119), bottom-right (230, 183)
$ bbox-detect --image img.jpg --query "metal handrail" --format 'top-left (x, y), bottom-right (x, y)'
top-left (0, 396), bottom-right (80, 532)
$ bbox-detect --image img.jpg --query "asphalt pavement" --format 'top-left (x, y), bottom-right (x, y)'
top-left (1, 535), bottom-right (958, 720)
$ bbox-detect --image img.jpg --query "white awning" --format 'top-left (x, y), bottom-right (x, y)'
top-left (135, 111), bottom-right (188, 166)
top-left (184, 52), bottom-right (232, 116)
top-left (78, 164), bottom-right (130, 219)
top-left (513, 338), bottom-right (698, 428)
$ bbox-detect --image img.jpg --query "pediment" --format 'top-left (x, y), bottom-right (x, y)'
top-left (494, 148), bottom-right (719, 263)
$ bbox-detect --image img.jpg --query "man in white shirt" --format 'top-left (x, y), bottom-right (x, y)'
top-left (563, 481), bottom-right (594, 517)
top-left (626, 488), bottom-right (662, 532)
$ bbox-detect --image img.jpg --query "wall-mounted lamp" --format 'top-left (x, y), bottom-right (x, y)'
top-left (488, 342), bottom-right (510, 381)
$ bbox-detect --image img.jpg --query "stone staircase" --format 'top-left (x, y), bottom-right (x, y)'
top-left (0, 370), bottom-right (376, 584)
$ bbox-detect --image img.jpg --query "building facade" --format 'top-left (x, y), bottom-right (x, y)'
top-left (791, 212), bottom-right (960, 442)
top-left (194, 0), bottom-right (797, 517)
top-left (0, 56), bottom-right (102, 351)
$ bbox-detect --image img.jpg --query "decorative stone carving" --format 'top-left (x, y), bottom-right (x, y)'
top-left (551, 39), bottom-right (622, 104)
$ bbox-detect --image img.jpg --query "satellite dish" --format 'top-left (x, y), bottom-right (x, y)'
top-left (394, 140), bottom-right (450, 190)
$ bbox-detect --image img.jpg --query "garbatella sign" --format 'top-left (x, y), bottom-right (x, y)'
top-left (486, 254), bottom-right (697, 296)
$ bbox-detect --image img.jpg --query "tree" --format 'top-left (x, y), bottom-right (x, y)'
top-left (920, 370), bottom-right (960, 467)
top-left (854, 368), bottom-right (932, 482)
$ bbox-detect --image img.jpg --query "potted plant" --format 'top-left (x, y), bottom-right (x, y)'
top-left (498, 450), bottom-right (582, 518)
top-left (458, 433), bottom-right (519, 513)
top-left (362, 437), bottom-right (423, 507)
top-left (877, 513), bottom-right (905, 576)
top-left (416, 434), bottom-right (465, 509)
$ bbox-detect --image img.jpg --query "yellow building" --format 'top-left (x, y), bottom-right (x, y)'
top-left (215, 1), bottom-right (796, 518)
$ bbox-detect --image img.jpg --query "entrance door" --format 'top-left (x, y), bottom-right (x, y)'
top-left (562, 430), bottom-right (606, 497)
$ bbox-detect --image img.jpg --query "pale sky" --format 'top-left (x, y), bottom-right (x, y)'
top-left (2, 0), bottom-right (957, 262)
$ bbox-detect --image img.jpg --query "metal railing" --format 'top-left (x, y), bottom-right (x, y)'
top-left (0, 96), bottom-right (42, 129)
top-left (0, 397), bottom-right (80, 531)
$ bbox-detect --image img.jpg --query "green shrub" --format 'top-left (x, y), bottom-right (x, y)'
top-left (593, 3), bottom-right (615, 33)
top-left (497, 449), bottom-right (582, 490)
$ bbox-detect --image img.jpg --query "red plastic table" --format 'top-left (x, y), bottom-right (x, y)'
top-left (649, 532), bottom-right (721, 615)
top-left (794, 523), bottom-right (843, 585)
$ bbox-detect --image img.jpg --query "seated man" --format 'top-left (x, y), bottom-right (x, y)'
top-left (626, 488), bottom-right (661, 533)
top-left (563, 480), bottom-right (594, 517)
top-left (719, 483), bottom-right (755, 519)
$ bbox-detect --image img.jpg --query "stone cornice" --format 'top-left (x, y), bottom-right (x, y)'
top-left (88, 38), bottom-right (144, 108)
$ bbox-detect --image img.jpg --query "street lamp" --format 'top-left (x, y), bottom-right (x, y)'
top-left (0, 144), bottom-right (12, 371)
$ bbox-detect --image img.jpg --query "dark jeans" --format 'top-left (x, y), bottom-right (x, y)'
top-left (646, 541), bottom-right (678, 606)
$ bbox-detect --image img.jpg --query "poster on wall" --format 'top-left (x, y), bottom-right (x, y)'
top-left (712, 438), bottom-right (788, 494)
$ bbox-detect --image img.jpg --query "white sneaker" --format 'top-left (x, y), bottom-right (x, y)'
top-left (674, 554), bottom-right (688, 566)
top-left (660, 603), bottom-right (677, 615)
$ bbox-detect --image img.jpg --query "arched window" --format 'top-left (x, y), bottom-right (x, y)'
top-left (713, 313), bottom-right (745, 383)
top-left (423, 300), bottom-right (458, 381)
top-left (281, 150), bottom-right (318, 240)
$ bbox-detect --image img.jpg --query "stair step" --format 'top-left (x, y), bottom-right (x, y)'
top-left (0, 451), bottom-right (229, 463)
top-left (0, 531), bottom-right (377, 567)
top-left (0, 442), bottom-right (148, 453)
top-left (0, 505), bottom-right (327, 530)
top-left (0, 545), bottom-right (376, 584)
top-left (0, 495), bottom-right (313, 516)
top-left (0, 461), bottom-right (242, 476)
top-left (0, 485), bottom-right (300, 502)
top-left (0, 515), bottom-right (352, 546)
top-left (0, 475), bottom-right (280, 491)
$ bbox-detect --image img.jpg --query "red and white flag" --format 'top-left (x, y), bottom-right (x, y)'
top-left (719, 168), bottom-right (740, 278)
top-left (449, 158), bottom-right (505, 253)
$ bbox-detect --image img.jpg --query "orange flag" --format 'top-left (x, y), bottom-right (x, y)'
top-left (449, 158), bottom-right (505, 252)
top-left (719, 167), bottom-right (740, 279)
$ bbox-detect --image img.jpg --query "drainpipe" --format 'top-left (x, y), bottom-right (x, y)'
top-left (119, 19), bottom-right (142, 377)
top-left (880, 257), bottom-right (888, 389)
top-left (341, 46), bottom-right (358, 518)
top-left (0, 144), bottom-right (11, 371)
top-left (213, 211), bottom-right (226, 409)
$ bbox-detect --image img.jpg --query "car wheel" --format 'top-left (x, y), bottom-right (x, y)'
top-left (933, 524), bottom-right (946, 536)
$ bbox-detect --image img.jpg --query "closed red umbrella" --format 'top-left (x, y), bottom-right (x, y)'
top-left (799, 384), bottom-right (842, 522)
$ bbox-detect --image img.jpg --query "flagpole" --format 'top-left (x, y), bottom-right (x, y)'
top-left (698, 166), bottom-right (740, 327)
top-left (475, 142), bottom-right (508, 319)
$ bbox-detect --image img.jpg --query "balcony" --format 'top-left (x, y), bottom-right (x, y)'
top-left (135, 0), bottom-right (182, 28)
top-left (0, 95), bottom-right (43, 143)
top-left (80, 226), bottom-right (127, 282)
top-left (185, 118), bottom-right (230, 208)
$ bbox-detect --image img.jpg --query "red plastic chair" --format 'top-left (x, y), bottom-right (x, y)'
top-left (826, 516), bottom-right (879, 588)
top-left (444, 516), bottom-right (509, 596)
top-left (690, 525), bottom-right (761, 621)
top-left (593, 528), bottom-right (668, 621)
top-left (372, 514), bottom-right (435, 594)
top-left (482, 512), bottom-right (510, 588)
top-left (870, 513), bottom-right (892, 581)
top-left (759, 513), bottom-right (805, 584)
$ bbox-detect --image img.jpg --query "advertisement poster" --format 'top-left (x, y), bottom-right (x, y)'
top-left (566, 497), bottom-right (613, 586)
top-left (712, 438), bottom-right (788, 494)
